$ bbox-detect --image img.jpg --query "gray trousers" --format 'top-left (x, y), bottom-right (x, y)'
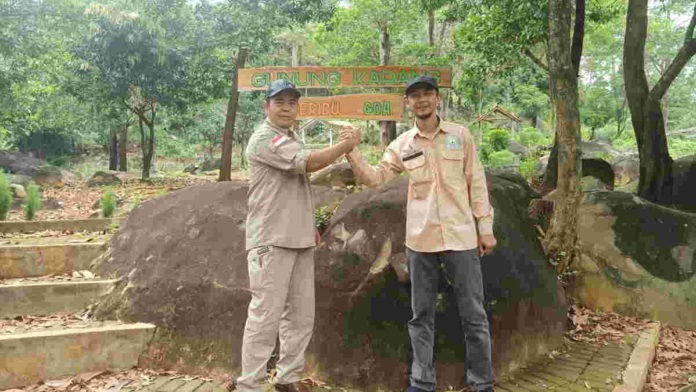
top-left (237, 246), bottom-right (315, 392)
top-left (407, 248), bottom-right (494, 392)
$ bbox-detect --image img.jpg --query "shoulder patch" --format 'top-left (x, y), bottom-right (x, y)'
top-left (271, 135), bottom-right (291, 149)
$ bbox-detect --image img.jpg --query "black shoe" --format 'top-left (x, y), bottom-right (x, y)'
top-left (275, 383), bottom-right (300, 392)
top-left (405, 386), bottom-right (432, 392)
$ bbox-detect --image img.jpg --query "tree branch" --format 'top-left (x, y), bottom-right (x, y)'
top-left (648, 35), bottom-right (696, 102)
top-left (685, 3), bottom-right (695, 45)
top-left (571, 0), bottom-right (586, 74)
top-left (523, 49), bottom-right (549, 72)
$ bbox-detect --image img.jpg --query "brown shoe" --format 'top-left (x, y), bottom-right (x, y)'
top-left (224, 380), bottom-right (236, 392)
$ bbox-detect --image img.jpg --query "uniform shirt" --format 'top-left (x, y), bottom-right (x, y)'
top-left (245, 119), bottom-right (315, 250)
top-left (346, 120), bottom-right (494, 252)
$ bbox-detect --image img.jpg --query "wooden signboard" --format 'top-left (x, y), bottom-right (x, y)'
top-left (297, 94), bottom-right (404, 120)
top-left (238, 66), bottom-right (452, 90)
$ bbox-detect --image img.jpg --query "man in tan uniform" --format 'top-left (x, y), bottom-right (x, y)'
top-left (342, 75), bottom-right (497, 392)
top-left (237, 79), bottom-right (360, 392)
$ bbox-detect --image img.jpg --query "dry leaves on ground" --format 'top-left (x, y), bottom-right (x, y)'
top-left (6, 175), bottom-right (219, 221)
top-left (566, 304), bottom-right (652, 346)
top-left (1, 272), bottom-right (103, 286)
top-left (0, 309), bottom-right (119, 335)
top-left (646, 325), bottom-right (696, 392)
top-left (12, 368), bottom-right (208, 392)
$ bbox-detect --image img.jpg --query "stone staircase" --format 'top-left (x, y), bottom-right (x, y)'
top-left (0, 233), bottom-right (156, 390)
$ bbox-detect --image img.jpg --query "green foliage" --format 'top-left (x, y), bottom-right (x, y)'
top-left (315, 205), bottom-right (333, 232)
top-left (100, 188), bottom-right (117, 218)
top-left (24, 183), bottom-right (41, 221)
top-left (486, 129), bottom-right (512, 152)
top-left (669, 137), bottom-right (696, 159)
top-left (0, 172), bottom-right (13, 221)
top-left (517, 127), bottom-right (547, 148)
top-left (488, 150), bottom-right (517, 168)
top-left (518, 156), bottom-right (538, 180)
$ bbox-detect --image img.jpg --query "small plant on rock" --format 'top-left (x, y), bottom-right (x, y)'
top-left (100, 188), bottom-right (117, 218)
top-left (0, 172), bottom-right (12, 220)
top-left (24, 183), bottom-right (41, 221)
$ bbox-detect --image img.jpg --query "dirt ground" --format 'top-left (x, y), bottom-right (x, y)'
top-left (7, 171), bottom-right (250, 222)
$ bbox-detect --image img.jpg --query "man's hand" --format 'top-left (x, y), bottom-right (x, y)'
top-left (338, 126), bottom-right (362, 149)
top-left (478, 234), bottom-right (497, 257)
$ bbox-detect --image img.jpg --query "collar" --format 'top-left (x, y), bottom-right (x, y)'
top-left (265, 118), bottom-right (293, 136)
top-left (409, 116), bottom-right (454, 141)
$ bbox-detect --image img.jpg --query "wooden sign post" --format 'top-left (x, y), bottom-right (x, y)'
top-left (238, 66), bottom-right (452, 90)
top-left (297, 94), bottom-right (404, 120)
top-left (220, 65), bottom-right (451, 180)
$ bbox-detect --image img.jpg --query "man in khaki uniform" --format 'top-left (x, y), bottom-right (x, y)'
top-left (237, 79), bottom-right (359, 392)
top-left (342, 76), bottom-right (497, 392)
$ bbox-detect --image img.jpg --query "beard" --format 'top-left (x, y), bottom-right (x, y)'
top-left (415, 108), bottom-right (436, 120)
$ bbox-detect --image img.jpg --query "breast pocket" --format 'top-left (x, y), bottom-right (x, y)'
top-left (441, 149), bottom-right (466, 188)
top-left (402, 153), bottom-right (431, 182)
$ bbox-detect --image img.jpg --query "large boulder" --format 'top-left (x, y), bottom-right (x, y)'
top-left (87, 171), bottom-right (122, 187)
top-left (580, 140), bottom-right (622, 160)
top-left (94, 173), bottom-right (566, 389)
top-left (673, 154), bottom-right (696, 213)
top-left (184, 157), bottom-right (222, 175)
top-left (7, 174), bottom-right (32, 187)
top-left (33, 166), bottom-right (76, 187)
top-left (0, 151), bottom-right (44, 177)
top-left (574, 191), bottom-right (696, 329)
top-left (611, 154), bottom-right (640, 192)
top-left (310, 162), bottom-right (357, 187)
top-left (582, 158), bottom-right (614, 190)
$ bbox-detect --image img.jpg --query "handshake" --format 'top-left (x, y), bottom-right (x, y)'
top-left (338, 126), bottom-right (362, 150)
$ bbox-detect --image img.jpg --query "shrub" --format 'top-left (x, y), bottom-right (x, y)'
top-left (488, 150), bottom-right (517, 168)
top-left (0, 172), bottom-right (12, 220)
top-left (486, 129), bottom-right (511, 151)
top-left (519, 156), bottom-right (538, 180)
top-left (100, 189), bottom-right (117, 218)
top-left (24, 183), bottom-right (41, 221)
top-left (518, 127), bottom-right (546, 148)
top-left (315, 205), bottom-right (333, 232)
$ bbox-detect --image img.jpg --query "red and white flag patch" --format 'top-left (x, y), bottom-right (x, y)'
top-left (272, 135), bottom-right (290, 148)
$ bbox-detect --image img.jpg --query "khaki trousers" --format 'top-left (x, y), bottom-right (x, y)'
top-left (236, 246), bottom-right (315, 392)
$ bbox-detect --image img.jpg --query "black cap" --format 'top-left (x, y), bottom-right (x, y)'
top-left (405, 75), bottom-right (439, 95)
top-left (266, 79), bottom-right (301, 99)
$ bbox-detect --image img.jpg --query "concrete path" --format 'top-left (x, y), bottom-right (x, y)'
top-left (118, 339), bottom-right (635, 392)
top-left (497, 340), bottom-right (634, 391)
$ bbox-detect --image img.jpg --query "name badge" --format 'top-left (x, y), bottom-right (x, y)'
top-left (402, 150), bottom-right (424, 162)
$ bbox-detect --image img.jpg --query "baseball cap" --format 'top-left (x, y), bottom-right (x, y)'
top-left (405, 75), bottom-right (439, 95)
top-left (266, 79), bottom-right (301, 99)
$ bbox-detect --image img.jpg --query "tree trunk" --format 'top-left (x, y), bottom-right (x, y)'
top-left (570, 0), bottom-right (585, 74)
top-left (138, 117), bottom-right (149, 179)
top-left (379, 26), bottom-right (396, 147)
top-left (219, 47), bottom-right (250, 181)
top-left (544, 0), bottom-right (583, 274)
top-left (428, 9), bottom-right (435, 47)
top-left (291, 43), bottom-right (301, 67)
top-left (622, 0), bottom-right (695, 204)
top-left (437, 21), bottom-right (448, 55)
top-left (109, 128), bottom-right (118, 171)
top-left (119, 124), bottom-right (128, 172)
top-left (543, 0), bottom-right (585, 193)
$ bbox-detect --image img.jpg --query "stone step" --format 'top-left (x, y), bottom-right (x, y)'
top-left (0, 279), bottom-right (117, 318)
top-left (0, 218), bottom-right (115, 234)
top-left (0, 242), bottom-right (107, 279)
top-left (0, 322), bottom-right (156, 390)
